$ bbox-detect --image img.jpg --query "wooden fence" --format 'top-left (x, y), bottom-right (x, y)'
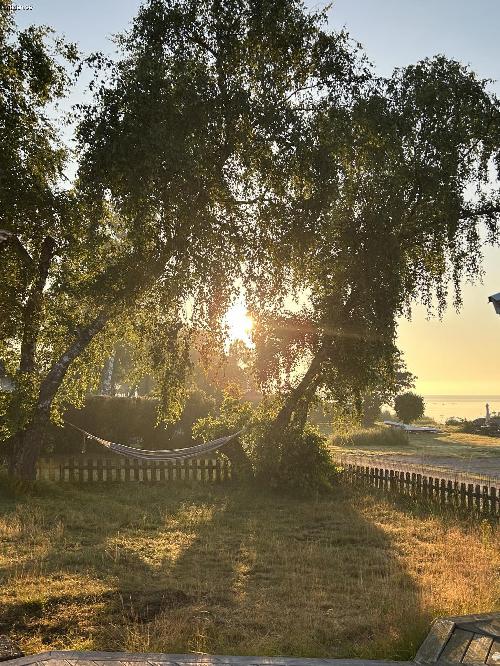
top-left (36, 455), bottom-right (231, 483)
top-left (337, 454), bottom-right (499, 517)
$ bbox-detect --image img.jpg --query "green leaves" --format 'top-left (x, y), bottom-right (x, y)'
top-left (2, 0), bottom-right (500, 469)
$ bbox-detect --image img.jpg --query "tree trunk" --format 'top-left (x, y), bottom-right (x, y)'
top-left (36, 310), bottom-right (111, 415)
top-left (7, 310), bottom-right (112, 480)
top-left (8, 412), bottom-right (50, 481)
top-left (7, 243), bottom-right (184, 481)
top-left (19, 236), bottom-right (56, 374)
top-left (99, 354), bottom-right (116, 395)
top-left (271, 343), bottom-right (328, 435)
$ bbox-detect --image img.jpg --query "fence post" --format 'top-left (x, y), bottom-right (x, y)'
top-left (467, 483), bottom-right (474, 510)
top-left (460, 482), bottom-right (466, 509)
top-left (481, 485), bottom-right (489, 514)
top-left (106, 457), bottom-right (111, 482)
top-left (446, 480), bottom-right (453, 506)
top-left (440, 479), bottom-right (446, 506)
top-left (491, 486), bottom-right (498, 517)
top-left (474, 484), bottom-right (481, 513)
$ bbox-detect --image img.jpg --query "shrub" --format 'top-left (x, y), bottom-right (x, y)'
top-left (445, 416), bottom-right (464, 426)
top-left (331, 426), bottom-right (409, 448)
top-left (380, 408), bottom-right (397, 421)
top-left (46, 390), bottom-right (215, 454)
top-left (194, 387), bottom-right (338, 493)
top-left (262, 425), bottom-right (338, 494)
top-left (394, 392), bottom-right (425, 424)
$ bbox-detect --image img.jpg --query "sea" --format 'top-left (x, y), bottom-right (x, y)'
top-left (421, 396), bottom-right (500, 423)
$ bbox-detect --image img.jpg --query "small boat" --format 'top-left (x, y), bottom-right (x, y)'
top-left (383, 420), bottom-right (441, 434)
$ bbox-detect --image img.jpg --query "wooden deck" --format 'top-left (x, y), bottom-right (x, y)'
top-left (3, 613), bottom-right (499, 666)
top-left (415, 613), bottom-right (500, 664)
top-left (2, 652), bottom-right (412, 666)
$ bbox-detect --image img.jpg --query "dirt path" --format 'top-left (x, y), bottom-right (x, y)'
top-left (333, 448), bottom-right (500, 482)
top-left (362, 453), bottom-right (500, 481)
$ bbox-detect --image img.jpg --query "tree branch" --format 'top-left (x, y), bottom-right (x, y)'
top-left (19, 236), bottom-right (57, 374)
top-left (460, 203), bottom-right (500, 220)
top-left (36, 310), bottom-right (112, 414)
top-left (0, 229), bottom-right (34, 269)
top-left (185, 30), bottom-right (217, 58)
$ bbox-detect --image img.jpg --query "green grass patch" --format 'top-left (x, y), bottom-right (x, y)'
top-left (331, 427), bottom-right (409, 450)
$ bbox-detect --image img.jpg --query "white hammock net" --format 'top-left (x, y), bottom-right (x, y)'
top-left (66, 422), bottom-right (243, 461)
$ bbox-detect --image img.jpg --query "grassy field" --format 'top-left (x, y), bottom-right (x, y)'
top-left (0, 479), bottom-right (498, 660)
top-left (330, 426), bottom-right (500, 460)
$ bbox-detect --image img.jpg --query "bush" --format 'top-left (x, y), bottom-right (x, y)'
top-left (194, 387), bottom-right (339, 493)
top-left (261, 425), bottom-right (339, 494)
top-left (394, 392), bottom-right (425, 424)
top-left (380, 408), bottom-right (396, 421)
top-left (331, 426), bottom-right (409, 448)
top-left (445, 416), bottom-right (464, 426)
top-left (46, 391), bottom-right (215, 454)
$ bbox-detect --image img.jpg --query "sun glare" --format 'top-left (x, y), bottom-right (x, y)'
top-left (225, 303), bottom-right (254, 347)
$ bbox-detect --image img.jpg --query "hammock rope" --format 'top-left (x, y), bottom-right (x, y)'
top-left (64, 421), bottom-right (244, 462)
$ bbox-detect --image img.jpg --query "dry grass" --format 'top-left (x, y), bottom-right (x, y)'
top-left (0, 479), bottom-right (498, 660)
top-left (330, 426), bottom-right (500, 460)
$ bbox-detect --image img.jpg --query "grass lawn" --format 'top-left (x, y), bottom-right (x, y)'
top-left (330, 426), bottom-right (500, 460)
top-left (0, 480), bottom-right (498, 660)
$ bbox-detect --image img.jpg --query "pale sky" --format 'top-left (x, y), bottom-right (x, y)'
top-left (15, 0), bottom-right (500, 396)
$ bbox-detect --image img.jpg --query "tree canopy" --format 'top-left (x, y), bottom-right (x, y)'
top-left (1, 0), bottom-right (500, 481)
top-left (251, 55), bottom-right (500, 432)
top-left (0, 0), bottom-right (364, 478)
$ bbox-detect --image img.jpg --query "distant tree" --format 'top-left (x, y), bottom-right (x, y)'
top-left (394, 393), bottom-right (425, 424)
top-left (362, 370), bottom-right (415, 426)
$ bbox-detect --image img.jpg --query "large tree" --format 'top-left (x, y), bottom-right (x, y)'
top-left (0, 0), bottom-right (362, 479)
top-left (251, 56), bottom-right (500, 437)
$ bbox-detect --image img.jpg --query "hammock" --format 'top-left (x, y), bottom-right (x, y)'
top-left (65, 421), bottom-right (243, 462)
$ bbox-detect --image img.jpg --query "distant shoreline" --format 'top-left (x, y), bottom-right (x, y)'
top-left (421, 395), bottom-right (500, 422)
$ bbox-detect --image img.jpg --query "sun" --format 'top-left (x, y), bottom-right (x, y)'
top-left (225, 303), bottom-right (254, 347)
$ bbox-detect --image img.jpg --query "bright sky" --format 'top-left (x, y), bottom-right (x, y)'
top-left (15, 0), bottom-right (500, 396)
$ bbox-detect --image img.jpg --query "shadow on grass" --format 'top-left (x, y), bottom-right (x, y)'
top-left (0, 477), bottom-right (429, 659)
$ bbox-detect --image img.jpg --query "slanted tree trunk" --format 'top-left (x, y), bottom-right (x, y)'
top-left (9, 310), bottom-right (112, 480)
top-left (19, 236), bottom-right (56, 373)
top-left (8, 251), bottom-right (167, 481)
top-left (271, 342), bottom-right (328, 435)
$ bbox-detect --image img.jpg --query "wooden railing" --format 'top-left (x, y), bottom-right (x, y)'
top-left (36, 455), bottom-right (231, 483)
top-left (336, 454), bottom-right (499, 517)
